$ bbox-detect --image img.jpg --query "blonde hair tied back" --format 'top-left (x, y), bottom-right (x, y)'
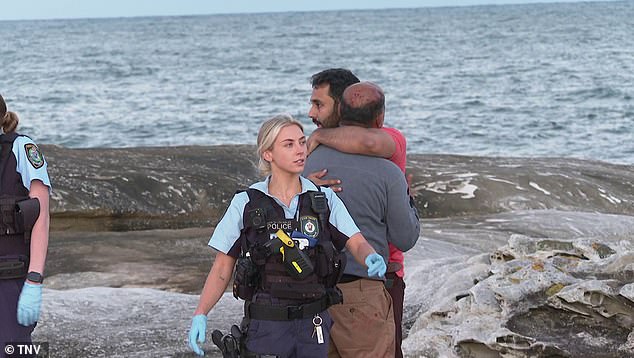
top-left (1, 111), bottom-right (19, 134)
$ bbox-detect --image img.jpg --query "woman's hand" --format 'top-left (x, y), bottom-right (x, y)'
top-left (188, 314), bottom-right (207, 356)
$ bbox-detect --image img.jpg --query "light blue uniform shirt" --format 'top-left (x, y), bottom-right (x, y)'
top-left (12, 136), bottom-right (51, 191)
top-left (209, 176), bottom-right (360, 254)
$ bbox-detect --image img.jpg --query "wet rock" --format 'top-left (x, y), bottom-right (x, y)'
top-left (42, 144), bottom-right (259, 231)
top-left (31, 145), bottom-right (634, 357)
top-left (44, 228), bottom-right (214, 293)
top-left (40, 145), bottom-right (634, 230)
top-left (403, 235), bottom-right (634, 358)
top-left (406, 154), bottom-right (634, 219)
top-left (33, 287), bottom-right (242, 358)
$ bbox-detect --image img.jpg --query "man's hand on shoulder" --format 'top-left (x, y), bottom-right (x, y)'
top-left (306, 169), bottom-right (342, 192)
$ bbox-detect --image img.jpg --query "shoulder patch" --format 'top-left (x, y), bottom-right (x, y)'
top-left (25, 143), bottom-right (45, 169)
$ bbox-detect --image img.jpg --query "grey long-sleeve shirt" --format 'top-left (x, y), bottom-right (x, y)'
top-left (304, 146), bottom-right (420, 279)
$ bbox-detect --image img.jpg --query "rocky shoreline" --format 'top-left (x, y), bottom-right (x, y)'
top-left (32, 144), bottom-right (634, 357)
top-left (43, 144), bottom-right (634, 231)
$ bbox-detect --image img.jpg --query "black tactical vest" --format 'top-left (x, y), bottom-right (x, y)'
top-left (0, 133), bottom-right (39, 258)
top-left (236, 188), bottom-right (346, 305)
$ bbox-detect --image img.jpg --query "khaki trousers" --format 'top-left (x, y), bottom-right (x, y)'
top-left (327, 279), bottom-right (395, 358)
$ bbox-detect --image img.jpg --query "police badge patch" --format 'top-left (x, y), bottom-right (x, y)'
top-left (300, 216), bottom-right (319, 238)
top-left (25, 144), bottom-right (45, 169)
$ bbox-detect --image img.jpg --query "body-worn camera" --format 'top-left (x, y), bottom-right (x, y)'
top-left (248, 208), bottom-right (266, 232)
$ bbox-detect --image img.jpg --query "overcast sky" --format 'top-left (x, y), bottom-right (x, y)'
top-left (0, 0), bottom-right (605, 21)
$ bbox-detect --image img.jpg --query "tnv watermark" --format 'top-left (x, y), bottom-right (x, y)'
top-left (4, 342), bottom-right (49, 357)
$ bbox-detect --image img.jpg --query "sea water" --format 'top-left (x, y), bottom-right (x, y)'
top-left (4, 2), bottom-right (634, 357)
top-left (1, 1), bottom-right (633, 164)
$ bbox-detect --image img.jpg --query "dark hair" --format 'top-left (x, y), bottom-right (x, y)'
top-left (311, 68), bottom-right (360, 103)
top-left (340, 90), bottom-right (385, 127)
top-left (0, 95), bottom-right (18, 133)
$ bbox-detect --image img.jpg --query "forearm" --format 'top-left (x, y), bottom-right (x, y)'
top-left (387, 202), bottom-right (420, 252)
top-left (194, 253), bottom-right (236, 315)
top-left (387, 181), bottom-right (421, 252)
top-left (28, 182), bottom-right (50, 274)
top-left (311, 127), bottom-right (395, 158)
top-left (28, 236), bottom-right (48, 274)
top-left (345, 233), bottom-right (377, 266)
top-left (387, 218), bottom-right (420, 252)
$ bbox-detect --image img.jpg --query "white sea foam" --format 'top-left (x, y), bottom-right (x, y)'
top-left (529, 181), bottom-right (551, 195)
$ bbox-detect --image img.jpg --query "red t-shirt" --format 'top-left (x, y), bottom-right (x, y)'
top-left (382, 127), bottom-right (407, 277)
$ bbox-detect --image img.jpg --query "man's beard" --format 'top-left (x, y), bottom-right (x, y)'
top-left (318, 113), bottom-right (340, 129)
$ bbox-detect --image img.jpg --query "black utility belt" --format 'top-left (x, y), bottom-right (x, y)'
top-left (0, 197), bottom-right (40, 237)
top-left (245, 295), bottom-right (330, 321)
top-left (0, 258), bottom-right (28, 280)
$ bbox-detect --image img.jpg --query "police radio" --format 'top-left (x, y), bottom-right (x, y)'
top-left (309, 192), bottom-right (328, 214)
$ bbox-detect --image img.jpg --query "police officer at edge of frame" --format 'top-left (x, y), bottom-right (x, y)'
top-left (0, 94), bottom-right (52, 358)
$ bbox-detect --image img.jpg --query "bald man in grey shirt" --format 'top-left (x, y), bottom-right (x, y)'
top-left (304, 82), bottom-right (420, 357)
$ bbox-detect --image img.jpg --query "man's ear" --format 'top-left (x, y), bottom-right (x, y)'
top-left (375, 111), bottom-right (385, 128)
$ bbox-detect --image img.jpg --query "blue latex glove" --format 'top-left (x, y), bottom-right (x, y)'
top-left (17, 282), bottom-right (42, 326)
top-left (365, 253), bottom-right (387, 278)
top-left (188, 314), bottom-right (207, 356)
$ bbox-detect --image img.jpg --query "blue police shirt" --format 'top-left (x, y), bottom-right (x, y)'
top-left (209, 176), bottom-right (360, 254)
top-left (12, 136), bottom-right (51, 191)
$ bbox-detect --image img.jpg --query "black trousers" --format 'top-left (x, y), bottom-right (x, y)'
top-left (0, 278), bottom-right (35, 358)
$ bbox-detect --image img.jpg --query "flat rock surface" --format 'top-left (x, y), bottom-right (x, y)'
top-left (45, 228), bottom-right (214, 293)
top-left (41, 145), bottom-right (634, 231)
top-left (27, 145), bottom-right (634, 357)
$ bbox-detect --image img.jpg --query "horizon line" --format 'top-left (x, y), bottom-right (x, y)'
top-left (0, 0), bottom-right (603, 22)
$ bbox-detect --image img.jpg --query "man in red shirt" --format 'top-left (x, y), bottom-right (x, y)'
top-left (306, 69), bottom-right (415, 358)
